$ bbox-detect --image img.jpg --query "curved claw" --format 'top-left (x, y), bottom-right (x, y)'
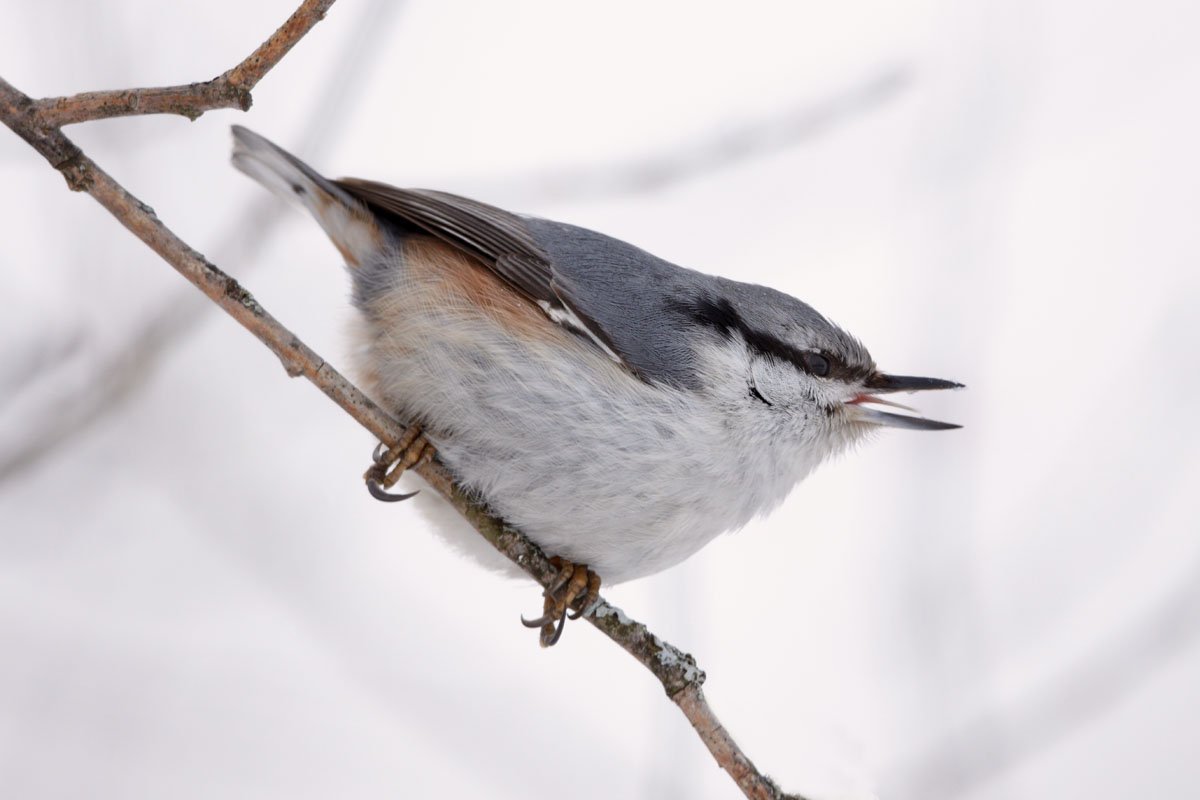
top-left (372, 441), bottom-right (390, 465)
top-left (521, 612), bottom-right (555, 628)
top-left (543, 610), bottom-right (568, 647)
top-left (366, 478), bottom-right (418, 503)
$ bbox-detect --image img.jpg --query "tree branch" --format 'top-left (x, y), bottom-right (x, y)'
top-left (32, 0), bottom-right (335, 126)
top-left (0, 8), bottom-right (805, 797)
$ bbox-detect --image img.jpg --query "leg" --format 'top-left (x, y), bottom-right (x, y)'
top-left (521, 557), bottom-right (603, 647)
top-left (363, 425), bottom-right (436, 502)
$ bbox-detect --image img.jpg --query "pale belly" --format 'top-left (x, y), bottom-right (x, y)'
top-left (354, 318), bottom-right (813, 584)
top-left (350, 253), bottom-right (817, 584)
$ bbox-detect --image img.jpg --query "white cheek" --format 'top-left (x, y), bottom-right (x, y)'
top-left (750, 359), bottom-right (803, 407)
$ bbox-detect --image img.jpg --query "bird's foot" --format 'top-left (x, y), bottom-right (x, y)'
top-left (521, 557), bottom-right (602, 647)
top-left (363, 426), bottom-right (435, 502)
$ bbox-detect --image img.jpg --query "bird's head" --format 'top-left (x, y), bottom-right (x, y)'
top-left (676, 280), bottom-right (962, 451)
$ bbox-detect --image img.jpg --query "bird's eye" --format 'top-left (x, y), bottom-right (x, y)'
top-left (803, 352), bottom-right (831, 377)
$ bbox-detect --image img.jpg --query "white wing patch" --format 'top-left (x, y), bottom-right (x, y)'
top-left (536, 299), bottom-right (624, 365)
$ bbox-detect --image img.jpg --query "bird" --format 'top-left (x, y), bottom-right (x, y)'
top-left (230, 125), bottom-right (962, 646)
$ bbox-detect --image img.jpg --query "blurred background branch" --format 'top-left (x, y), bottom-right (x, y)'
top-left (887, 543), bottom-right (1200, 799)
top-left (482, 66), bottom-right (910, 206)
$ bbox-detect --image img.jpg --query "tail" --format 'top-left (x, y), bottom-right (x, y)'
top-left (230, 125), bottom-right (383, 268)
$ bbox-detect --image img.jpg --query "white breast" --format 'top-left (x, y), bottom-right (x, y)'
top-left (350, 250), bottom-right (828, 585)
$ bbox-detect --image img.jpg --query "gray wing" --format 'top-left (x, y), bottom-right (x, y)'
top-left (335, 179), bottom-right (702, 387)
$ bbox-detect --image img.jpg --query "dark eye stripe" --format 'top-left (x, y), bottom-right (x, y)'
top-left (670, 295), bottom-right (861, 380)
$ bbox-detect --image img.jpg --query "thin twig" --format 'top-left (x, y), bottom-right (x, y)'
top-left (32, 0), bottom-right (336, 126)
top-left (1, 47), bottom-right (805, 800)
top-left (0, 0), bottom-right (403, 485)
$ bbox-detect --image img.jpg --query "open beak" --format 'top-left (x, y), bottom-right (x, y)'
top-left (846, 373), bottom-right (964, 431)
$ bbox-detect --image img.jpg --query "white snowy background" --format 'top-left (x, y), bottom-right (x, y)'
top-left (2, 1), bottom-right (1198, 798)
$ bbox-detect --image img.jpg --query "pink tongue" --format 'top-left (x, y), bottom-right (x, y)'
top-left (850, 393), bottom-right (917, 412)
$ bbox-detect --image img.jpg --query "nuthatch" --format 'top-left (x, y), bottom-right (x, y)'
top-left (231, 126), bottom-right (962, 645)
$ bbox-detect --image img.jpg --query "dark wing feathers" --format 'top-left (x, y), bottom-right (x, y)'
top-left (334, 179), bottom-right (635, 373)
top-left (336, 179), bottom-right (556, 306)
